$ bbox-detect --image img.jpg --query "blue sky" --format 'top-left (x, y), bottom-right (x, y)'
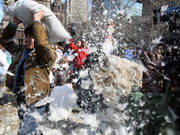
top-left (128, 2), bottom-right (142, 16)
top-left (51, 0), bottom-right (65, 3)
top-left (121, 0), bottom-right (142, 16)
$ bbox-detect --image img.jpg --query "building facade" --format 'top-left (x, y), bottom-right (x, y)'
top-left (64, 0), bottom-right (89, 27)
top-left (137, 0), bottom-right (180, 17)
top-left (129, 0), bottom-right (180, 42)
top-left (51, 0), bottom-right (65, 25)
top-left (35, 0), bottom-right (51, 9)
top-left (63, 0), bottom-right (90, 38)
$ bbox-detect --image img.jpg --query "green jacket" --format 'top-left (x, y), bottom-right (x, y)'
top-left (0, 21), bottom-right (56, 105)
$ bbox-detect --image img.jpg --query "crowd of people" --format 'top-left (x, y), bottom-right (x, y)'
top-left (50, 38), bottom-right (89, 86)
top-left (139, 44), bottom-right (180, 93)
top-left (0, 8), bottom-right (180, 135)
top-left (0, 10), bottom-right (90, 134)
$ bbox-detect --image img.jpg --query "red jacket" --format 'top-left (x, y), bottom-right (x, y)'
top-left (68, 39), bottom-right (88, 68)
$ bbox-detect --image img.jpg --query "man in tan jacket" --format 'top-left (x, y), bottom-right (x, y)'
top-left (0, 10), bottom-right (56, 134)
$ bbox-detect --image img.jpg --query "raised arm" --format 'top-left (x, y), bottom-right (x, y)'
top-left (68, 39), bottom-right (77, 50)
top-left (33, 10), bottom-right (56, 67)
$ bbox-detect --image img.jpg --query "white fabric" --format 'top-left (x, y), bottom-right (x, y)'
top-left (50, 84), bottom-right (77, 110)
top-left (161, 5), bottom-right (168, 15)
top-left (0, 49), bottom-right (9, 75)
top-left (53, 49), bottom-right (63, 69)
top-left (5, 0), bottom-right (71, 43)
top-left (55, 49), bottom-right (63, 63)
top-left (102, 25), bottom-right (115, 55)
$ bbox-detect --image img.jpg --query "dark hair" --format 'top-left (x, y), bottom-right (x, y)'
top-left (57, 41), bottom-right (65, 46)
top-left (24, 25), bottom-right (34, 36)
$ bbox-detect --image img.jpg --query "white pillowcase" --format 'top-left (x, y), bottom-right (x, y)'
top-left (5, 0), bottom-right (71, 43)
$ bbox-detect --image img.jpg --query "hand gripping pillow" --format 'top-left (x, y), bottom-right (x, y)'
top-left (5, 0), bottom-right (71, 43)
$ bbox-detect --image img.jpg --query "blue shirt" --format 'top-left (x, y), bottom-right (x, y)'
top-left (125, 49), bottom-right (133, 61)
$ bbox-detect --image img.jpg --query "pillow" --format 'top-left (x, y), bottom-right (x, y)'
top-left (5, 0), bottom-right (71, 43)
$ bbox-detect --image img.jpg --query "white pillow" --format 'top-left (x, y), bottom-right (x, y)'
top-left (50, 84), bottom-right (77, 110)
top-left (5, 0), bottom-right (71, 43)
